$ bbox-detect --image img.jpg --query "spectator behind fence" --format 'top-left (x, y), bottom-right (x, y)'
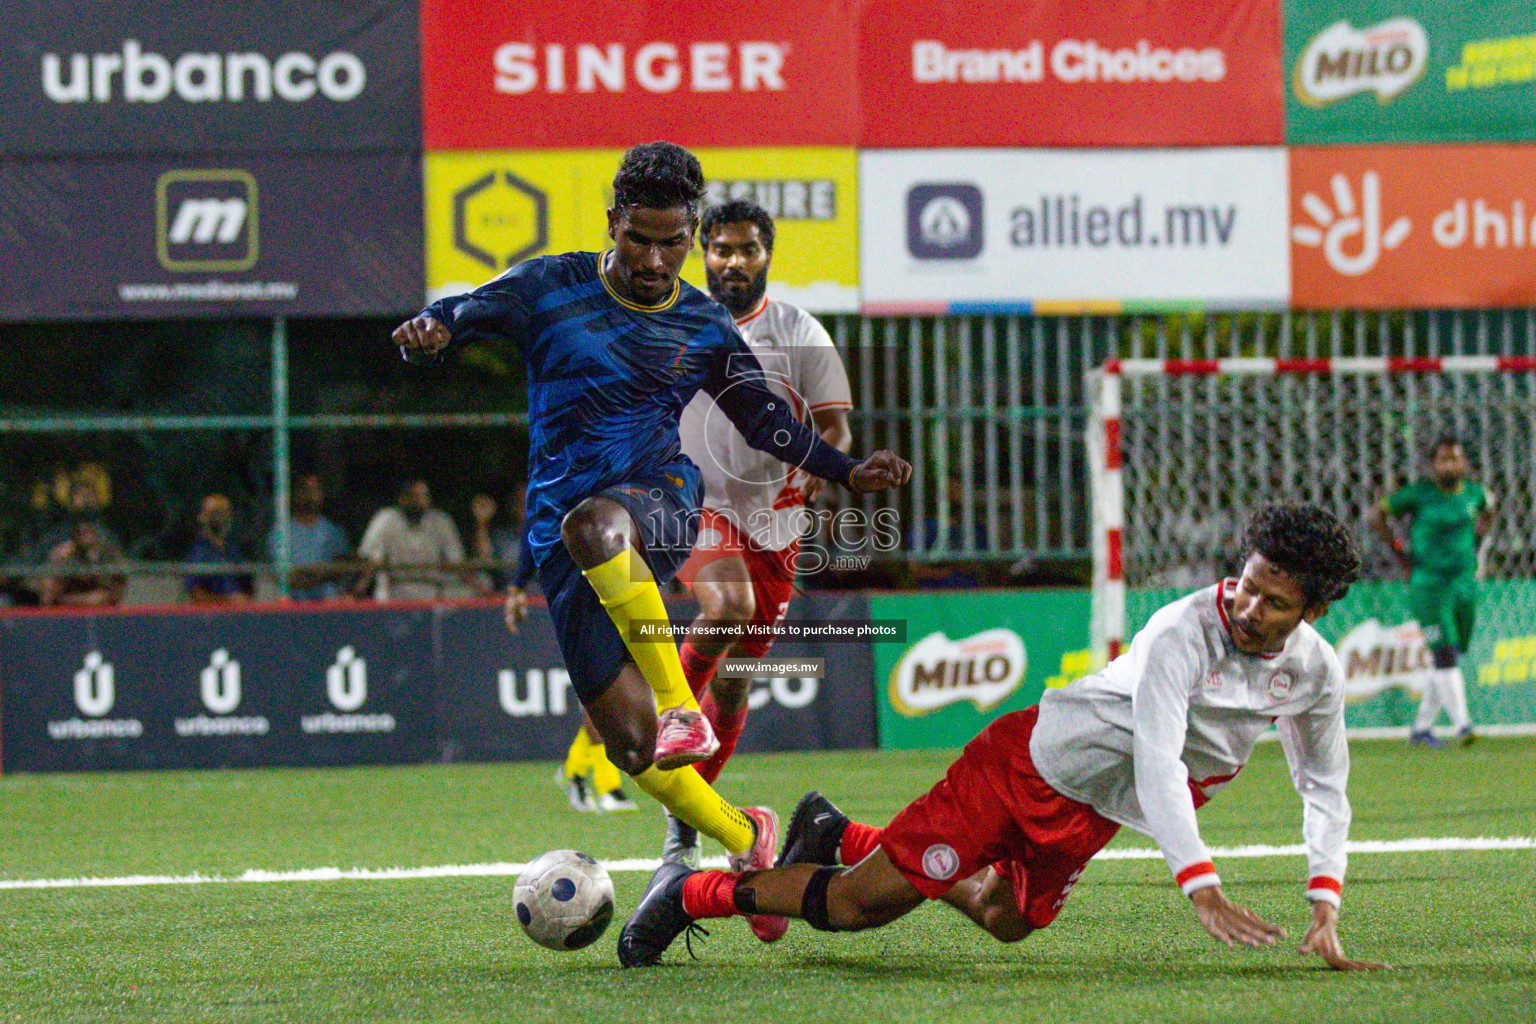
top-left (40, 516), bottom-right (126, 608)
top-left (469, 482), bottom-right (534, 593)
top-left (357, 478), bottom-right (469, 601)
top-left (186, 493), bottom-right (255, 603)
top-left (268, 473), bottom-right (351, 601)
top-left (907, 472), bottom-right (991, 589)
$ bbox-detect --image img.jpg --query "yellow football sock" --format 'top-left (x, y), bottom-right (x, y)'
top-left (581, 546), bottom-right (698, 714)
top-left (590, 744), bottom-right (623, 795)
top-left (563, 728), bottom-right (593, 780)
top-left (632, 765), bottom-right (754, 856)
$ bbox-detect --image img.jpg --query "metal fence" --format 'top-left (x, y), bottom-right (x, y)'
top-left (4, 309), bottom-right (1535, 599)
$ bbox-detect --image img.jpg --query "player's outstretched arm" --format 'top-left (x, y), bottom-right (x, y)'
top-left (1298, 900), bottom-right (1388, 970)
top-left (1190, 885), bottom-right (1286, 949)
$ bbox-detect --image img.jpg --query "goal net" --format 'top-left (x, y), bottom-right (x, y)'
top-left (1089, 355), bottom-right (1536, 731)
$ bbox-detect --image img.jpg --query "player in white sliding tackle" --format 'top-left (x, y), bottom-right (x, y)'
top-left (619, 503), bottom-right (1388, 972)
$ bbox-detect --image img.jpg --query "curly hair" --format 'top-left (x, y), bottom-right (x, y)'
top-left (612, 141), bottom-right (705, 218)
top-left (701, 199), bottom-right (775, 252)
top-left (1243, 503), bottom-right (1363, 606)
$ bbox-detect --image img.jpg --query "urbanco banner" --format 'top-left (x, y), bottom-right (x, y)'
top-left (421, 0), bottom-right (857, 149)
top-left (0, 0), bottom-right (420, 155)
top-left (859, 0), bottom-right (1284, 147)
top-left (1286, 0), bottom-right (1536, 143)
top-left (424, 147), bottom-right (859, 312)
top-left (0, 153), bottom-right (423, 321)
top-left (860, 148), bottom-right (1290, 313)
top-left (1290, 145), bottom-right (1536, 308)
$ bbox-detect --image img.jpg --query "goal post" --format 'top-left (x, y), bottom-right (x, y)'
top-left (1089, 355), bottom-right (1536, 730)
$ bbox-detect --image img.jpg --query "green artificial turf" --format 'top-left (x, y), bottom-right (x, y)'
top-left (1, 738), bottom-right (1533, 1023)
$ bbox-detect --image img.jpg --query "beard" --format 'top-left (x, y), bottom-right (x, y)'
top-left (706, 265), bottom-right (769, 317)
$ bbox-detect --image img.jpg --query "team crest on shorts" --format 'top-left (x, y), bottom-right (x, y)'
top-left (922, 843), bottom-right (960, 881)
top-left (1267, 671), bottom-right (1294, 702)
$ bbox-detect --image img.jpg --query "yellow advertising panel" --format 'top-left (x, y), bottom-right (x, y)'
top-left (425, 147), bottom-right (858, 311)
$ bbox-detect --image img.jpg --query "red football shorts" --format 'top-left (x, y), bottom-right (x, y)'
top-left (677, 509), bottom-right (798, 658)
top-left (879, 705), bottom-right (1121, 931)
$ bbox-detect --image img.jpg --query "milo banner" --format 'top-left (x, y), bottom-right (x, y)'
top-left (1285, 1), bottom-right (1536, 143)
top-left (1129, 579), bottom-right (1536, 730)
top-left (871, 590), bottom-right (1093, 750)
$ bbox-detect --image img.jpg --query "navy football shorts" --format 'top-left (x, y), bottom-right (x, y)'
top-left (537, 476), bottom-right (698, 704)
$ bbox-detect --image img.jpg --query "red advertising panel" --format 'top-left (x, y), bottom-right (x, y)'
top-left (858, 0), bottom-right (1283, 147)
top-left (422, 0), bottom-right (858, 149)
top-left (1291, 146), bottom-right (1536, 309)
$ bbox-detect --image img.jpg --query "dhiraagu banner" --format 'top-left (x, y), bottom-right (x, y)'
top-left (424, 146), bottom-right (859, 312)
top-left (872, 590), bottom-right (1092, 750)
top-left (1285, 1), bottom-right (1536, 142)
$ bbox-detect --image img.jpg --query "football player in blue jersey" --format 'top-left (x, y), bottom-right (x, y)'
top-left (392, 142), bottom-right (909, 924)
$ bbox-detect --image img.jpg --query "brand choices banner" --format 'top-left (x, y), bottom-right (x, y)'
top-left (860, 148), bottom-right (1290, 312)
top-left (872, 590), bottom-right (1093, 750)
top-left (0, 596), bottom-right (876, 773)
top-left (859, 0), bottom-right (1283, 147)
top-left (1290, 145), bottom-right (1536, 308)
top-left (426, 147), bottom-right (860, 312)
top-left (0, 153), bottom-right (423, 320)
top-left (1286, 0), bottom-right (1536, 143)
top-left (0, 0), bottom-right (420, 155)
top-left (422, 0), bottom-right (858, 149)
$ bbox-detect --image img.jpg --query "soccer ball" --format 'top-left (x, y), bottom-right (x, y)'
top-left (514, 850), bottom-right (615, 951)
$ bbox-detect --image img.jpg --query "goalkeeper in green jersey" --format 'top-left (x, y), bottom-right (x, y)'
top-left (1369, 435), bottom-right (1497, 747)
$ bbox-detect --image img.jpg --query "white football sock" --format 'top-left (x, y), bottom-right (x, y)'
top-left (1413, 672), bottom-right (1443, 733)
top-left (1440, 667), bottom-right (1471, 730)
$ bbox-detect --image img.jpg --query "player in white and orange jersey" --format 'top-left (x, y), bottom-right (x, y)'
top-left (658, 199), bottom-right (853, 862)
top-left (620, 504), bottom-right (1388, 972)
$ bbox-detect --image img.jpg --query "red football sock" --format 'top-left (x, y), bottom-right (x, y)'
top-left (695, 690), bottom-right (747, 786)
top-left (840, 822), bottom-right (883, 866)
top-left (679, 641), bottom-right (721, 698)
top-left (681, 870), bottom-right (742, 919)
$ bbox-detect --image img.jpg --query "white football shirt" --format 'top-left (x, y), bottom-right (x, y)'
top-left (1030, 580), bottom-right (1351, 906)
top-left (679, 296), bottom-right (853, 551)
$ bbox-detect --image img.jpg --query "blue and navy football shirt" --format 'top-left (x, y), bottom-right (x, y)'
top-left (415, 251), bottom-right (860, 567)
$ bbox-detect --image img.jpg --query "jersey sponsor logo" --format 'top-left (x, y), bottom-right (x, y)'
top-left (1336, 618), bottom-right (1434, 703)
top-left (41, 40), bottom-right (368, 105)
top-left (156, 169), bottom-right (258, 272)
top-left (889, 628), bottom-right (1026, 716)
top-left (921, 843), bottom-right (960, 881)
top-left (1266, 670), bottom-right (1295, 702)
top-left (1293, 19), bottom-right (1428, 109)
top-left (493, 41), bottom-right (788, 96)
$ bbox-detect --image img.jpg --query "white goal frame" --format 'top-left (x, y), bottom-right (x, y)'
top-left (1089, 354), bottom-right (1536, 662)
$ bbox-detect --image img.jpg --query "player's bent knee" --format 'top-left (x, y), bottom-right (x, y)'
top-left (560, 499), bottom-right (630, 563)
top-left (699, 584), bottom-right (755, 625)
top-left (983, 913), bottom-right (1033, 944)
top-left (608, 744), bottom-right (654, 777)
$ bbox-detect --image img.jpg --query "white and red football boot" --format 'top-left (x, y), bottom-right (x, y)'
top-left (732, 806), bottom-right (789, 943)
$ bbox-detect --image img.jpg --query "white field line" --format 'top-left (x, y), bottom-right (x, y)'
top-left (1, 836), bottom-right (1531, 892)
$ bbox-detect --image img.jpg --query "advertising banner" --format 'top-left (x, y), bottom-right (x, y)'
top-left (859, 0), bottom-right (1283, 147)
top-left (0, 0), bottom-right (419, 155)
top-left (1290, 145), bottom-right (1536, 308)
top-left (0, 606), bottom-right (436, 773)
top-left (1285, 1), bottom-right (1536, 143)
top-left (425, 147), bottom-right (859, 312)
top-left (0, 597), bottom-right (876, 774)
top-left (871, 590), bottom-right (1092, 751)
top-left (434, 594), bottom-right (875, 763)
top-left (859, 148), bottom-right (1290, 314)
top-left (1128, 580), bottom-right (1536, 731)
top-left (421, 0), bottom-right (857, 149)
top-left (0, 152), bottom-right (423, 321)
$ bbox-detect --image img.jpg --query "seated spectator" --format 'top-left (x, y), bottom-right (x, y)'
top-left (186, 493), bottom-right (255, 603)
top-left (357, 479), bottom-right (472, 601)
top-left (268, 473), bottom-right (352, 601)
top-left (40, 517), bottom-right (126, 608)
top-left (469, 482), bottom-right (534, 593)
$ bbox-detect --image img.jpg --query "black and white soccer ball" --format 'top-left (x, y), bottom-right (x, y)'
top-left (514, 850), bottom-right (615, 951)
